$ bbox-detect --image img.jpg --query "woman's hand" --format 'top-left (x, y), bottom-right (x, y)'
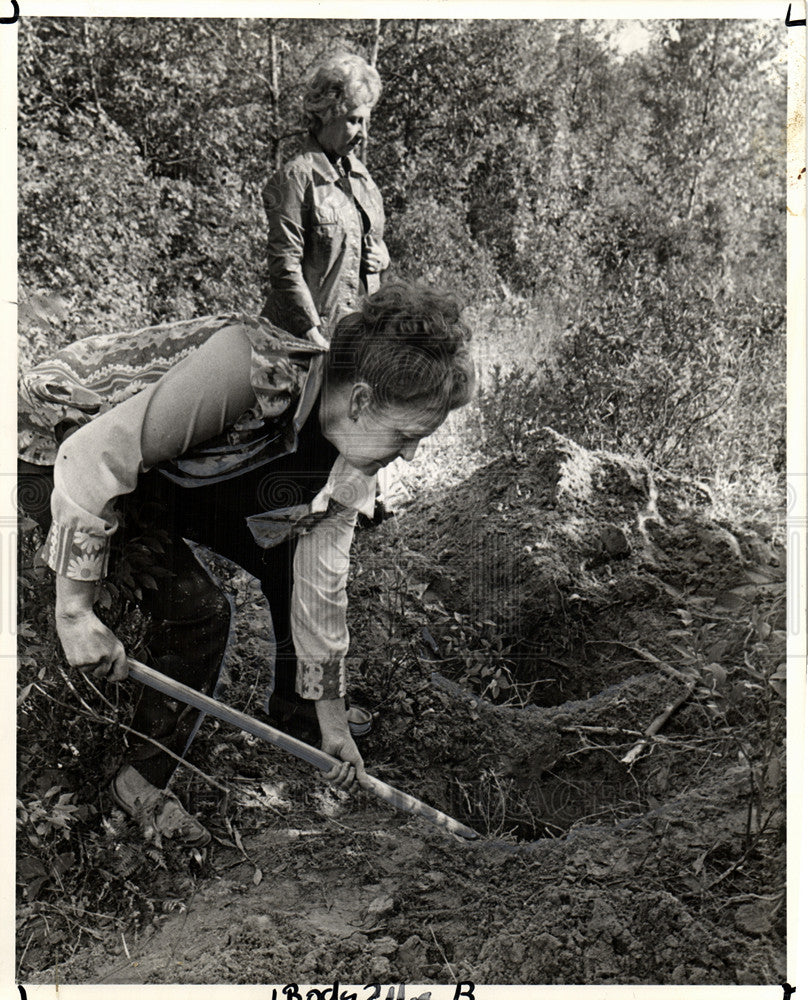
top-left (55, 576), bottom-right (128, 681)
top-left (315, 697), bottom-right (371, 790)
top-left (55, 609), bottom-right (128, 680)
top-left (303, 326), bottom-right (329, 348)
top-left (362, 235), bottom-right (389, 275)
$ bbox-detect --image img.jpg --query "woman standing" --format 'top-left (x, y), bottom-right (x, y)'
top-left (261, 52), bottom-right (390, 343)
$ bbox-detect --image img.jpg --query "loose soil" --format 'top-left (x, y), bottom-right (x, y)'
top-left (18, 430), bottom-right (787, 986)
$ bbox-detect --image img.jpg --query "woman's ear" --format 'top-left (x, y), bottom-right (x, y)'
top-left (348, 382), bottom-right (374, 422)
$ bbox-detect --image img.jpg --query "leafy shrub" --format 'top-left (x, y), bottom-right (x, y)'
top-left (385, 194), bottom-right (499, 300)
top-left (18, 113), bottom-right (171, 344)
top-left (15, 524), bottom-right (181, 970)
top-left (18, 114), bottom-right (266, 372)
top-left (476, 264), bottom-right (785, 479)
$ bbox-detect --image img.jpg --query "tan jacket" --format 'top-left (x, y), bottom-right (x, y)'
top-left (261, 135), bottom-right (389, 338)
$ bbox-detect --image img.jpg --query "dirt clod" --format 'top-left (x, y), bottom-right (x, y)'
top-left (734, 904), bottom-right (773, 936)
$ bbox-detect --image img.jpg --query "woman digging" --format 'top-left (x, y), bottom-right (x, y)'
top-left (18, 283), bottom-right (474, 847)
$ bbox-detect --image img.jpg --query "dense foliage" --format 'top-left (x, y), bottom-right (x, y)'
top-left (19, 17), bottom-right (785, 481)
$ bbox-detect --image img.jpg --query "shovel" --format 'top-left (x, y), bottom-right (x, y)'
top-left (126, 657), bottom-right (479, 841)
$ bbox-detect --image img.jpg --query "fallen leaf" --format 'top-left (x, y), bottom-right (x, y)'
top-left (713, 591), bottom-right (744, 612)
top-left (691, 850), bottom-right (708, 875)
top-left (705, 663), bottom-right (728, 686)
top-left (705, 639), bottom-right (729, 662)
top-left (768, 663), bottom-right (787, 699)
top-left (366, 894), bottom-right (395, 918)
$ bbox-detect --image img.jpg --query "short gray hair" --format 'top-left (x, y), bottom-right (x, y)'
top-left (303, 53), bottom-right (382, 133)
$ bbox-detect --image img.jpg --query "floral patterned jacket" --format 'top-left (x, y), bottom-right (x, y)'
top-left (19, 313), bottom-right (322, 475)
top-left (18, 314), bottom-right (376, 702)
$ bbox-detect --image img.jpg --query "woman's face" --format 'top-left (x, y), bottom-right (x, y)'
top-left (324, 385), bottom-right (446, 476)
top-left (316, 104), bottom-right (371, 158)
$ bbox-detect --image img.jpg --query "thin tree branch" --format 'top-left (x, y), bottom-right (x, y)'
top-left (621, 676), bottom-right (698, 765)
top-left (36, 676), bottom-right (231, 796)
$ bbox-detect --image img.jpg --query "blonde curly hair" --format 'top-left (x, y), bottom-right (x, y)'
top-left (303, 53), bottom-right (382, 133)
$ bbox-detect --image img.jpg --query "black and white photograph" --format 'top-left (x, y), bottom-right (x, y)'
top-left (4, 2), bottom-right (803, 994)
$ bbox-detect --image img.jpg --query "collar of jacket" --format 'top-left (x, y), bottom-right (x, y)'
top-left (302, 134), bottom-right (370, 182)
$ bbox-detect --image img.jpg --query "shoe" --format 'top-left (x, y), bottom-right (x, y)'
top-left (267, 693), bottom-right (372, 741)
top-left (347, 705), bottom-right (373, 738)
top-left (110, 765), bottom-right (211, 848)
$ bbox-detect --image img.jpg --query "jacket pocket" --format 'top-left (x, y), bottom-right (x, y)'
top-left (312, 196), bottom-right (342, 228)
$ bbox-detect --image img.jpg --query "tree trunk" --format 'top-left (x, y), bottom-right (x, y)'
top-left (268, 21), bottom-right (282, 171)
top-left (685, 27), bottom-right (721, 221)
top-left (82, 19), bottom-right (103, 119)
top-left (369, 17), bottom-right (381, 68)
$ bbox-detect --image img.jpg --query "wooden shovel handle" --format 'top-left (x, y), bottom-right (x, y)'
top-left (126, 658), bottom-right (479, 841)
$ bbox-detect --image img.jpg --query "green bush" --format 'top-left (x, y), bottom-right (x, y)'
top-left (385, 194), bottom-right (499, 300)
top-left (476, 266), bottom-right (785, 479)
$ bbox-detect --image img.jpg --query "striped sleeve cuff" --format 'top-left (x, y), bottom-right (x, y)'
top-left (295, 655), bottom-right (347, 701)
top-left (44, 522), bottom-right (111, 580)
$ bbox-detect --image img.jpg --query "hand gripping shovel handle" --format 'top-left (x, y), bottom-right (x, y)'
top-left (126, 658), bottom-right (479, 841)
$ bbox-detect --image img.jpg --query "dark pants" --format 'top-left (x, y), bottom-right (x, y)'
top-left (19, 411), bottom-right (338, 788)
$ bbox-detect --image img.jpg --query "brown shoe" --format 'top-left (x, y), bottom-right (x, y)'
top-left (110, 765), bottom-right (211, 848)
